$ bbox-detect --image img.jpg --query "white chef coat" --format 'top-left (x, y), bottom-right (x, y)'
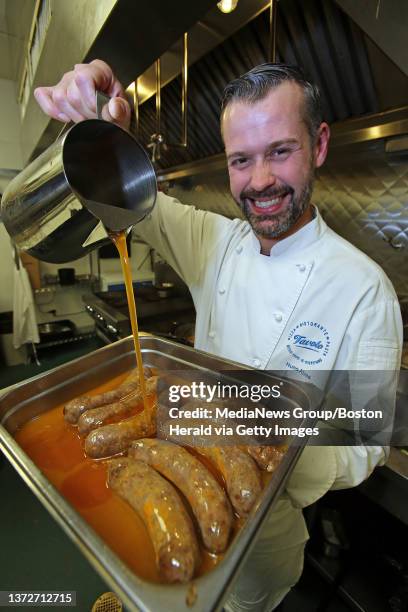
top-left (136, 192), bottom-right (403, 610)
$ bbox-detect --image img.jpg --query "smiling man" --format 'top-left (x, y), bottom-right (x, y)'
top-left (222, 70), bottom-right (329, 253)
top-left (35, 62), bottom-right (402, 611)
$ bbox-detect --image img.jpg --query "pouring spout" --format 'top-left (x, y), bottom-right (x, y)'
top-left (84, 199), bottom-right (145, 232)
top-left (81, 220), bottom-right (109, 248)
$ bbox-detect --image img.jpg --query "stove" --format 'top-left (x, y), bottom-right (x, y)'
top-left (83, 288), bottom-right (196, 345)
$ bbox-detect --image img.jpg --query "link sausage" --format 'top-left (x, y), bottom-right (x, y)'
top-left (78, 376), bottom-right (157, 435)
top-left (63, 366), bottom-right (152, 423)
top-left (245, 445), bottom-right (287, 472)
top-left (159, 414), bottom-right (262, 515)
top-left (196, 446), bottom-right (262, 517)
top-left (107, 457), bottom-right (200, 583)
top-left (129, 438), bottom-right (232, 553)
top-left (84, 400), bottom-right (156, 458)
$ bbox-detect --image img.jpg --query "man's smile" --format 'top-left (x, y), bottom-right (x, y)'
top-left (241, 188), bottom-right (292, 215)
top-left (246, 192), bottom-right (290, 214)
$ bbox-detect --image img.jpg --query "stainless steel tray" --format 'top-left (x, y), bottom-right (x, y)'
top-left (0, 336), bottom-right (314, 612)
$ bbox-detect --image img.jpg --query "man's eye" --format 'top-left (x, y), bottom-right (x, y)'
top-left (231, 158), bottom-right (249, 167)
top-left (273, 148), bottom-right (290, 158)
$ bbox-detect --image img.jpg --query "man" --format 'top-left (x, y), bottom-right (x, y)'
top-left (35, 61), bottom-right (402, 610)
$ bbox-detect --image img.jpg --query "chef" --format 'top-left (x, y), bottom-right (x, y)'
top-left (35, 61), bottom-right (403, 611)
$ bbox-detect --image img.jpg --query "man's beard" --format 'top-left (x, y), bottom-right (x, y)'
top-left (238, 170), bottom-right (315, 239)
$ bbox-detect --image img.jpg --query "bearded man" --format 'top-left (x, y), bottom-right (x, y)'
top-left (35, 62), bottom-right (402, 610)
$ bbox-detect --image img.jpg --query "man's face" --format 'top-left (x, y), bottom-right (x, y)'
top-left (222, 82), bottom-right (329, 250)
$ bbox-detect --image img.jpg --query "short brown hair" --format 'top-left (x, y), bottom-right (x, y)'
top-left (221, 63), bottom-right (323, 143)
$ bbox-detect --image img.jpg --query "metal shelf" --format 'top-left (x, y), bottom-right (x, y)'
top-left (34, 332), bottom-right (97, 351)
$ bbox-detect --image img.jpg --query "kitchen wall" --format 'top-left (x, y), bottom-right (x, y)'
top-left (314, 144), bottom-right (408, 297)
top-left (7, 0), bottom-right (118, 163)
top-left (0, 78), bottom-right (23, 312)
top-left (168, 141), bottom-right (408, 297)
top-left (0, 78), bottom-right (23, 175)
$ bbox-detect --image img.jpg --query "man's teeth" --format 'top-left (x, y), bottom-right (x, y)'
top-left (253, 196), bottom-right (283, 208)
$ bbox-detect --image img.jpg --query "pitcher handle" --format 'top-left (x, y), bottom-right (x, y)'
top-left (96, 90), bottom-right (110, 120)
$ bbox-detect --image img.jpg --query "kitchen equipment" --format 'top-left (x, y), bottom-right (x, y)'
top-left (154, 282), bottom-right (175, 298)
top-left (152, 325), bottom-right (195, 347)
top-left (38, 319), bottom-right (76, 343)
top-left (1, 93), bottom-right (157, 264)
top-left (58, 268), bottom-right (75, 285)
top-left (153, 258), bottom-right (189, 295)
top-left (0, 336), bottom-right (317, 612)
top-left (83, 289), bottom-right (195, 344)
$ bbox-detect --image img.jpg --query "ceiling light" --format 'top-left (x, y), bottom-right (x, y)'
top-left (217, 0), bottom-right (239, 14)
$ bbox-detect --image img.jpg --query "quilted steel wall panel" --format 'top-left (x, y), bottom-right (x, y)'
top-left (168, 145), bottom-right (408, 296)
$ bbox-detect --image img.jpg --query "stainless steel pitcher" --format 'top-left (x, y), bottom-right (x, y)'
top-left (0, 95), bottom-right (157, 263)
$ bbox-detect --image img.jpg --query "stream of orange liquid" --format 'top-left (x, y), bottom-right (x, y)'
top-left (109, 230), bottom-right (148, 411)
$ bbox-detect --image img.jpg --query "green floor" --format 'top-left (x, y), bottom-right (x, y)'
top-left (0, 457), bottom-right (110, 611)
top-left (0, 336), bottom-right (120, 611)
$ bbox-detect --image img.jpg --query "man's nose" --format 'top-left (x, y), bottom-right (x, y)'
top-left (250, 161), bottom-right (277, 192)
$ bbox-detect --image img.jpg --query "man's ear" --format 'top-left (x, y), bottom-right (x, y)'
top-left (314, 122), bottom-right (330, 169)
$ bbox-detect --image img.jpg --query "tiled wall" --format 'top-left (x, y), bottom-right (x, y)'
top-left (169, 142), bottom-right (408, 297)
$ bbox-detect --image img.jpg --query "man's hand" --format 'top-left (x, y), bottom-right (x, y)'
top-left (34, 59), bottom-right (131, 130)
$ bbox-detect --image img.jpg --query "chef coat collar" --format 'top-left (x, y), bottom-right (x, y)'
top-left (249, 205), bottom-right (326, 258)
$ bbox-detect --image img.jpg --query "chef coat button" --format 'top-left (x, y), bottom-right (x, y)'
top-left (253, 358), bottom-right (261, 368)
top-left (274, 312), bottom-right (283, 323)
top-left (209, 330), bottom-right (216, 339)
top-left (219, 287), bottom-right (226, 295)
top-left (298, 264), bottom-right (306, 272)
top-left (236, 245), bottom-right (243, 254)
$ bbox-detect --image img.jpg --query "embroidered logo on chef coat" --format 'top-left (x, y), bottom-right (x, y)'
top-left (286, 321), bottom-right (331, 366)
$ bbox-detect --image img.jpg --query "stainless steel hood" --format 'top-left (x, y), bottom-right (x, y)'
top-left (157, 105), bottom-right (408, 182)
top-left (336, 0), bottom-right (408, 76)
top-left (31, 0), bottom-right (408, 170)
top-left (83, 0), bottom-right (218, 86)
top-left (30, 0), bottom-right (217, 160)
top-left (132, 0), bottom-right (408, 173)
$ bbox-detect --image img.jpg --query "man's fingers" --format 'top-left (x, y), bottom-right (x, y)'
top-left (101, 97), bottom-right (131, 130)
top-left (57, 111), bottom-right (71, 122)
top-left (74, 64), bottom-right (105, 110)
top-left (89, 59), bottom-right (124, 97)
top-left (35, 83), bottom-right (85, 123)
top-left (34, 61), bottom-right (128, 126)
top-left (52, 86), bottom-right (86, 123)
top-left (34, 87), bottom-right (69, 122)
top-left (110, 97), bottom-right (131, 122)
top-left (67, 80), bottom-right (95, 119)
top-left (74, 60), bottom-right (120, 107)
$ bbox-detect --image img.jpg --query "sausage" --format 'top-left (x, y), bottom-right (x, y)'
top-left (159, 415), bottom-right (261, 515)
top-left (196, 446), bottom-right (262, 517)
top-left (158, 414), bottom-right (228, 445)
top-left (78, 376), bottom-right (158, 435)
top-left (245, 445), bottom-right (287, 472)
top-left (129, 438), bottom-right (232, 553)
top-left (84, 400), bottom-right (157, 458)
top-left (107, 457), bottom-right (200, 583)
top-left (63, 366), bottom-right (152, 424)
